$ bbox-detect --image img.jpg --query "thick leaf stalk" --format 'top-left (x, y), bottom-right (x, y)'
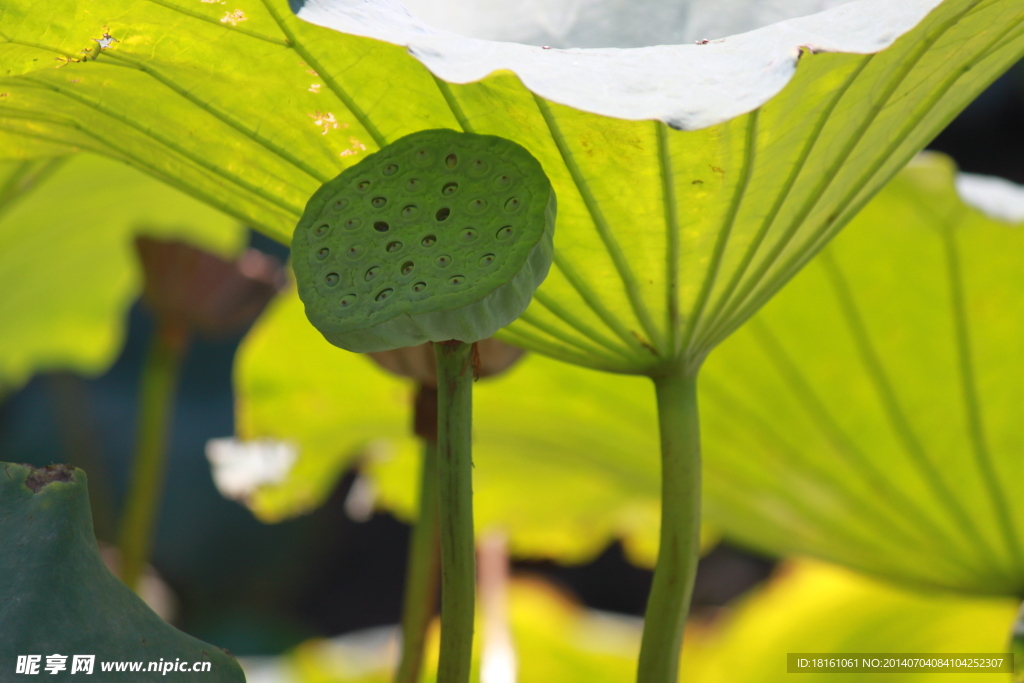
top-left (637, 367), bottom-right (702, 683)
top-left (117, 320), bottom-right (188, 591)
top-left (435, 341), bottom-right (476, 683)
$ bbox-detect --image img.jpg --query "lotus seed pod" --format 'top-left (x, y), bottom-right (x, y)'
top-left (292, 129), bottom-right (556, 353)
top-left (0, 463), bottom-right (245, 681)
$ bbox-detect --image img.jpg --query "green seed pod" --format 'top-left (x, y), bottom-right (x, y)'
top-left (292, 129), bottom-right (556, 353)
top-left (0, 463), bottom-right (245, 681)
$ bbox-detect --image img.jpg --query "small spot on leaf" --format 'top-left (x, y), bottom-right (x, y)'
top-left (310, 110), bottom-right (339, 135)
top-left (220, 9), bottom-right (247, 25)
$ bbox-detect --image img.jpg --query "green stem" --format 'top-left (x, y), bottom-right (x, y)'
top-left (395, 388), bottom-right (442, 683)
top-left (117, 319), bottom-right (188, 592)
top-left (637, 366), bottom-right (702, 683)
top-left (434, 341), bottom-right (476, 683)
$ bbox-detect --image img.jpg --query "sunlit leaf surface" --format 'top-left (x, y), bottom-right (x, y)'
top-left (236, 286), bottom-right (666, 564)
top-left (1, 1), bottom-right (1021, 371)
top-left (683, 561), bottom-right (1017, 683)
top-left (0, 154), bottom-right (242, 397)
top-left (701, 154), bottom-right (1024, 595)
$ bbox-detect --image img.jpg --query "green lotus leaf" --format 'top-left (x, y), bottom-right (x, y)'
top-left (293, 129), bottom-right (555, 351)
top-left (0, 154), bottom-right (243, 398)
top-left (235, 284), bottom-right (666, 565)
top-left (701, 153), bottom-right (1024, 596)
top-left (1, 0), bottom-right (1020, 370)
top-left (0, 463), bottom-right (245, 682)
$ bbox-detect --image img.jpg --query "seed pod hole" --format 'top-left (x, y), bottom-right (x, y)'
top-left (383, 163), bottom-right (399, 176)
top-left (356, 180), bottom-right (371, 191)
top-left (493, 174), bottom-right (511, 189)
top-left (376, 288), bottom-right (394, 301)
top-left (496, 226), bottom-right (514, 240)
top-left (325, 272), bottom-right (340, 286)
top-left (316, 247), bottom-right (330, 260)
top-left (470, 159), bottom-right (488, 175)
top-left (448, 275), bottom-right (466, 286)
top-left (314, 224), bottom-right (330, 237)
top-left (415, 149), bottom-right (430, 163)
top-left (386, 241), bottom-right (404, 253)
top-left (467, 198), bottom-right (487, 213)
top-left (339, 293), bottom-right (357, 307)
top-left (374, 221), bottom-right (390, 232)
top-left (421, 235), bottom-right (437, 247)
top-left (406, 178), bottom-right (424, 193)
top-left (436, 254), bottom-right (452, 268)
top-left (344, 218), bottom-right (361, 230)
top-left (442, 182), bottom-right (458, 196)
top-left (479, 253), bottom-right (495, 266)
top-left (436, 207), bottom-right (451, 222)
top-left (401, 261), bottom-right (415, 275)
top-left (445, 153), bottom-right (458, 168)
top-left (402, 205), bottom-right (419, 219)
top-left (372, 196), bottom-right (388, 208)
top-left (347, 244), bottom-right (366, 258)
top-left (365, 266), bottom-right (382, 281)
top-left (460, 228), bottom-right (478, 242)
top-left (332, 199), bottom-right (349, 211)
top-left (504, 197), bottom-right (521, 212)
top-left (412, 281), bottom-right (427, 293)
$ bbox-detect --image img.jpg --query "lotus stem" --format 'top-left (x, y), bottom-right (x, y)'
top-left (395, 387), bottom-right (442, 683)
top-left (117, 319), bottom-right (188, 591)
top-left (637, 366), bottom-right (702, 683)
top-left (435, 341), bottom-right (476, 683)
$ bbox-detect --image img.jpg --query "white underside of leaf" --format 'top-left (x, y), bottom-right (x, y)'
top-left (391, 0), bottom-right (860, 50)
top-left (294, 0), bottom-right (941, 128)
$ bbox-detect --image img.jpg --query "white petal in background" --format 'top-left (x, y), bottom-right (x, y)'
top-left (205, 438), bottom-right (299, 502)
top-left (956, 172), bottom-right (1024, 224)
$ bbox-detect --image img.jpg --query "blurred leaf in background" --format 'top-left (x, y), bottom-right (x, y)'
top-left (241, 560), bottom-right (1016, 682)
top-left (246, 577), bottom-right (639, 683)
top-left (237, 152), bottom-right (1024, 577)
top-left (235, 290), bottom-right (668, 565)
top-left (0, 155), bottom-right (244, 398)
top-left (701, 152), bottom-right (1024, 596)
